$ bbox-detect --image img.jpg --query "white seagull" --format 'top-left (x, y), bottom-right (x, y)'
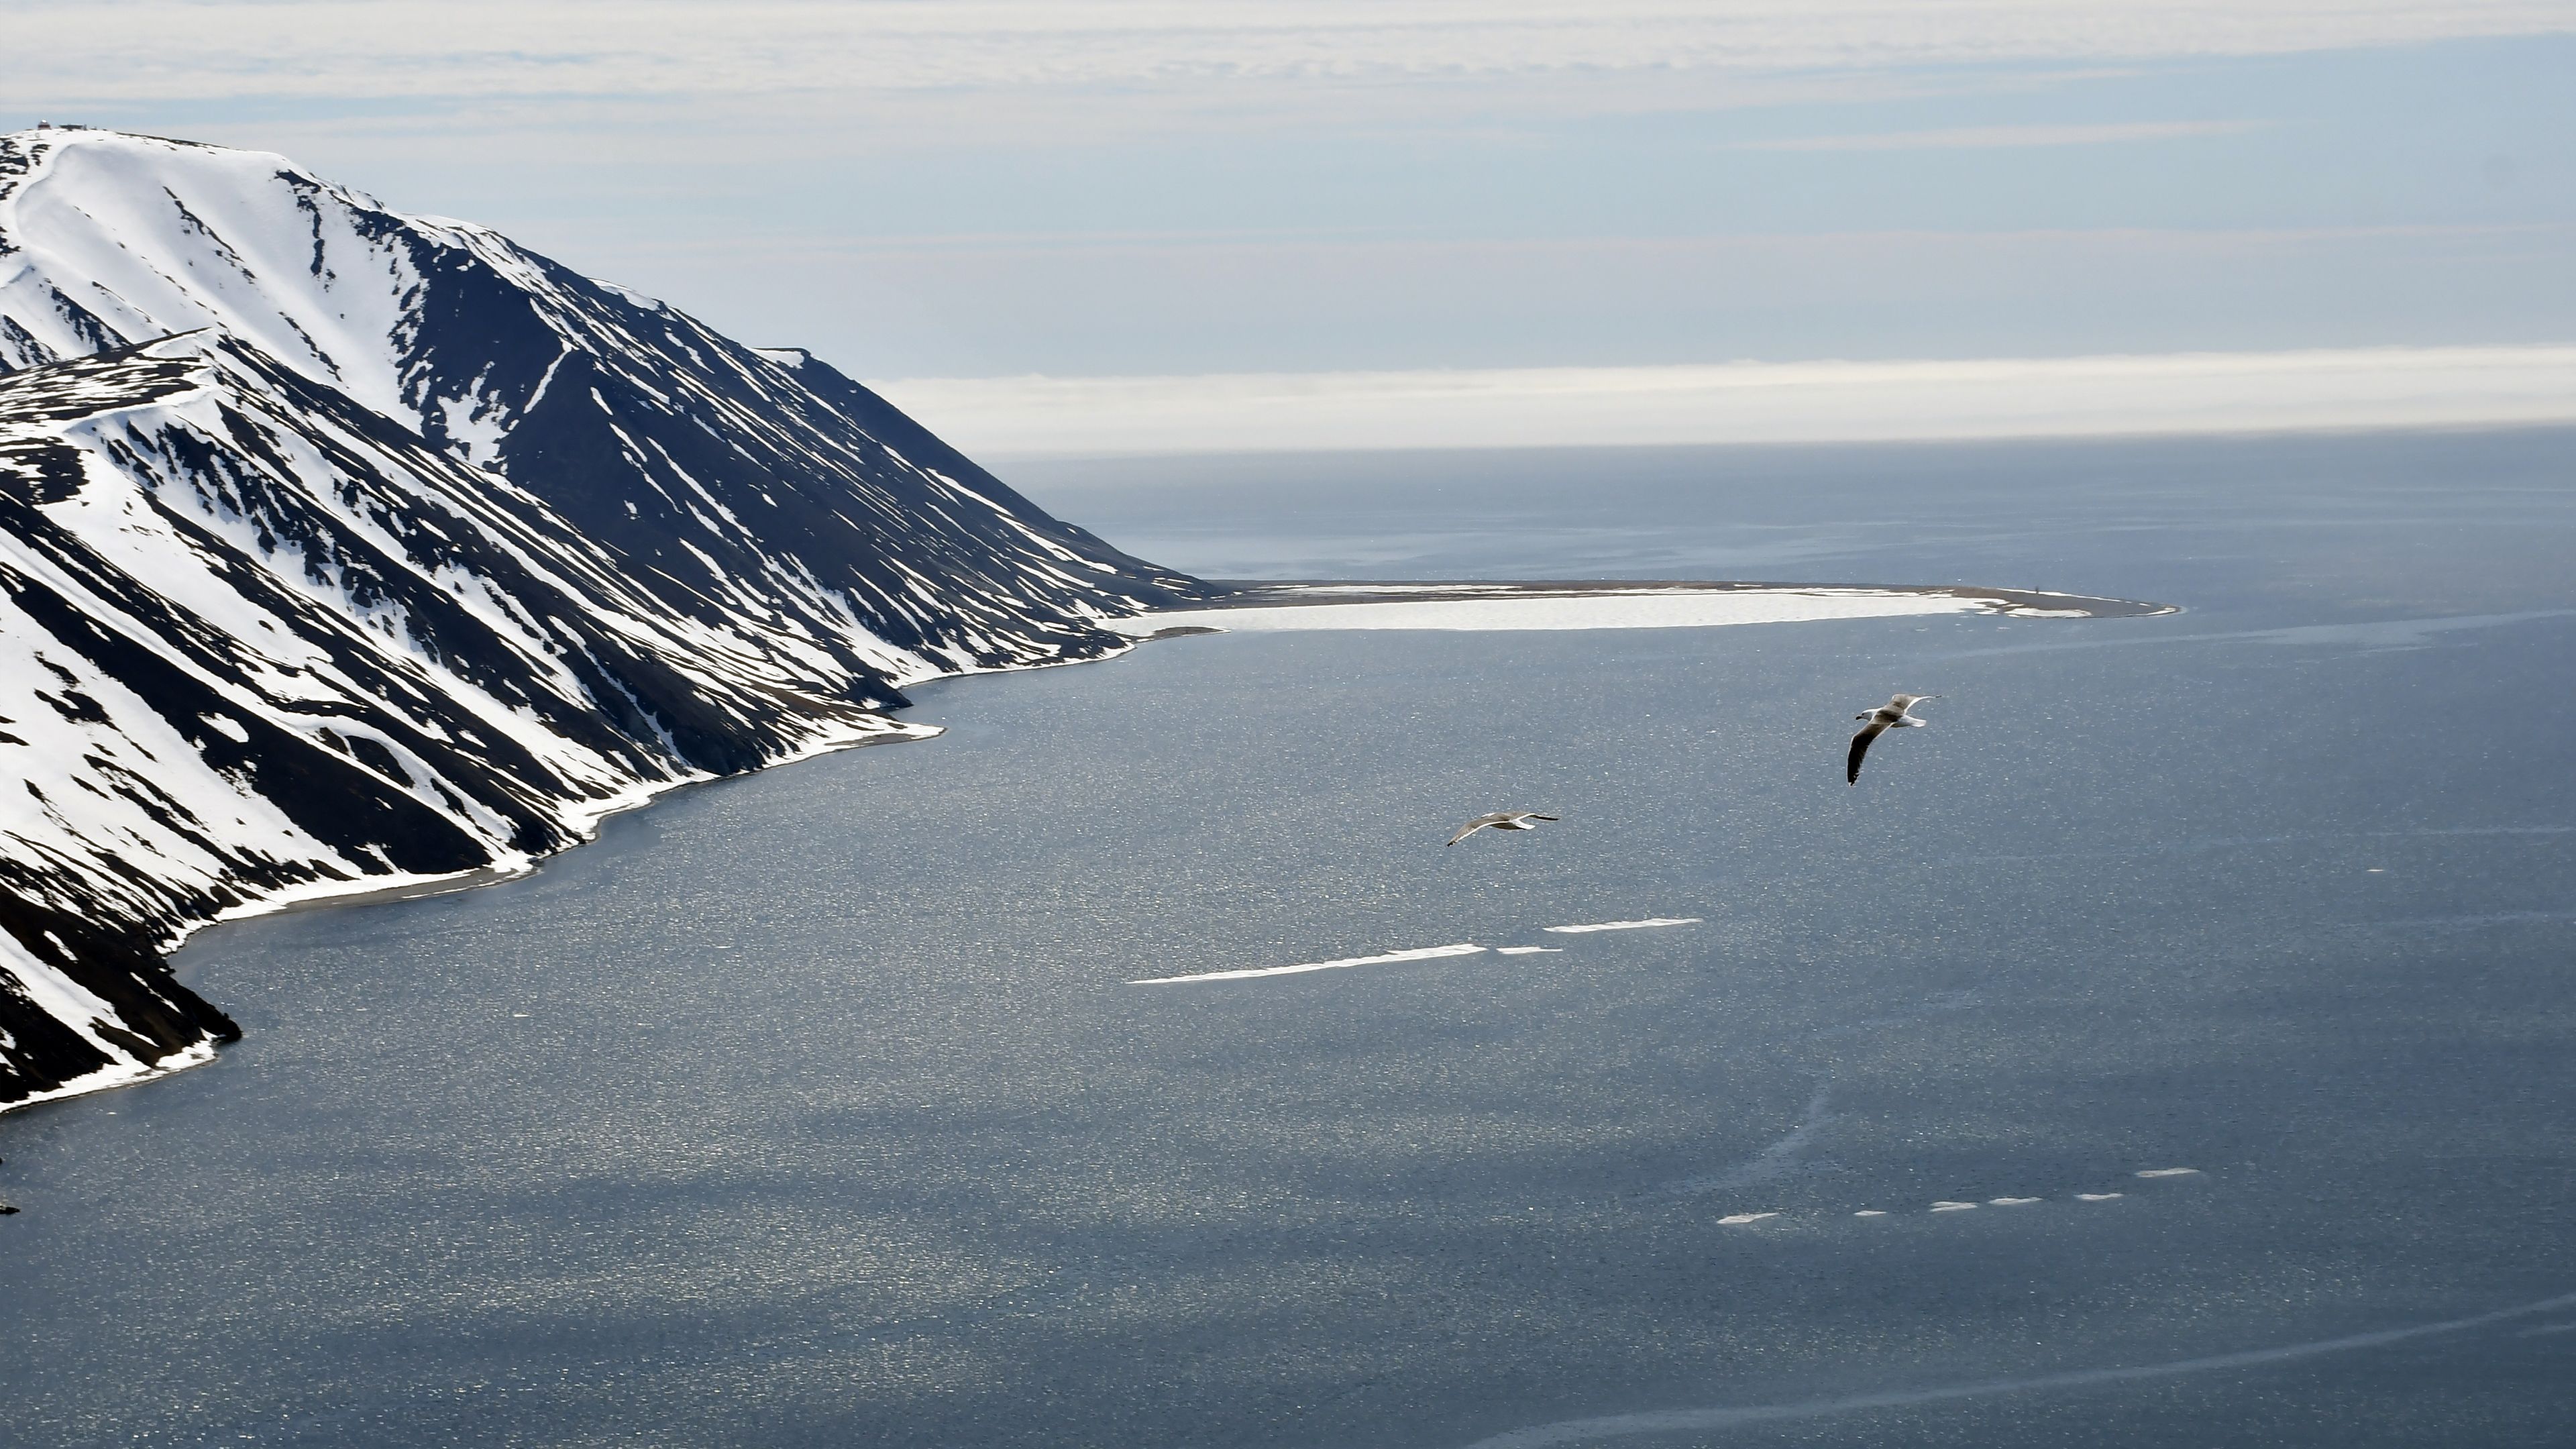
top-left (1447, 811), bottom-right (1560, 846)
top-left (1847, 694), bottom-right (1937, 784)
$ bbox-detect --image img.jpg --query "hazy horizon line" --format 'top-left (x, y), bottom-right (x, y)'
top-left (869, 344), bottom-right (2576, 459)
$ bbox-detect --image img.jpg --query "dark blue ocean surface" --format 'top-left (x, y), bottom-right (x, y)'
top-left (4, 431), bottom-right (2573, 1447)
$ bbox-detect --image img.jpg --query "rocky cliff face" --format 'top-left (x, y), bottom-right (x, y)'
top-left (0, 128), bottom-right (1205, 1108)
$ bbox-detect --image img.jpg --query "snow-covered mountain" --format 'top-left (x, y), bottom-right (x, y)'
top-left (0, 127), bottom-right (1207, 1110)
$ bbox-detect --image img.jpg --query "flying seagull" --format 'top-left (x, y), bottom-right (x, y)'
top-left (1847, 694), bottom-right (1937, 784)
top-left (1447, 811), bottom-right (1560, 846)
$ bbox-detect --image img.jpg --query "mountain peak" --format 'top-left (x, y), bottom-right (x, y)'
top-left (0, 129), bottom-right (1205, 1112)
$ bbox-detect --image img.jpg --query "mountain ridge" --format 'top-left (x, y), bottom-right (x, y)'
top-left (0, 127), bottom-right (1208, 1110)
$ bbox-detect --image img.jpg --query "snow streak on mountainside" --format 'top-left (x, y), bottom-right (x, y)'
top-left (0, 127), bottom-right (1207, 1110)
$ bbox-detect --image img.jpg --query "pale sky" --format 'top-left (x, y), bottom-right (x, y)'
top-left (10, 1), bottom-right (2576, 449)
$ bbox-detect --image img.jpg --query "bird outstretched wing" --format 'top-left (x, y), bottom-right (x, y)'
top-left (1847, 721), bottom-right (1888, 784)
top-left (1448, 814), bottom-right (1507, 845)
top-left (1450, 811), bottom-right (1559, 844)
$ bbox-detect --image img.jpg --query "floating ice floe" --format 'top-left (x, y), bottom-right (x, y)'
top-left (1128, 943), bottom-right (1486, 985)
top-left (1693, 1173), bottom-right (2194, 1230)
top-left (1130, 910), bottom-right (1700, 984)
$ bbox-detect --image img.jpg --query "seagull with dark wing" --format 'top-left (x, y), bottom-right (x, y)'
top-left (1447, 811), bottom-right (1560, 846)
top-left (1847, 694), bottom-right (1937, 784)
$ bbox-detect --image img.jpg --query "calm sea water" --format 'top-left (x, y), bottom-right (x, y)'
top-left (4, 432), bottom-right (2573, 1448)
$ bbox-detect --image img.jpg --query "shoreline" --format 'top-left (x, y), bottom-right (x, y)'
top-left (4, 574), bottom-right (2165, 1120)
top-left (9, 619), bottom-right (1254, 1120)
top-left (3, 710), bottom-right (955, 1118)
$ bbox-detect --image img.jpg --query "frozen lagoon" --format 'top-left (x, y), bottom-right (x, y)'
top-left (1106, 580), bottom-right (2160, 635)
